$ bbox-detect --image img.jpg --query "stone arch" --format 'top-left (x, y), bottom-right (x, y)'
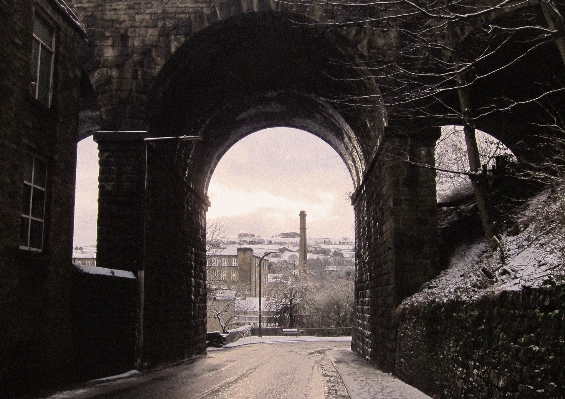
top-left (146, 11), bottom-right (385, 183)
top-left (193, 91), bottom-right (364, 193)
top-left (92, 9), bottom-right (440, 371)
top-left (428, 4), bottom-right (565, 159)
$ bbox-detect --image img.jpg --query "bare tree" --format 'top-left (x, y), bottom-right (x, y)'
top-left (283, 0), bottom-right (564, 261)
top-left (306, 275), bottom-right (354, 328)
top-left (206, 221), bottom-right (226, 257)
top-left (267, 279), bottom-right (309, 328)
top-left (207, 298), bottom-right (236, 333)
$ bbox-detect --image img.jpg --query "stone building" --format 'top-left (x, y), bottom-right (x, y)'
top-left (207, 247), bottom-right (270, 297)
top-left (0, 0), bottom-right (85, 395)
top-left (72, 247), bottom-right (97, 266)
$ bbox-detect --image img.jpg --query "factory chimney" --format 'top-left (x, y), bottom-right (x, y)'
top-left (298, 211), bottom-right (307, 272)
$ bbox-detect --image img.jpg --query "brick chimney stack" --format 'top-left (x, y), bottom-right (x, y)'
top-left (299, 211), bottom-right (307, 271)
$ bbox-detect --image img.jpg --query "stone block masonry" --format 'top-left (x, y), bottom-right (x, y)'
top-left (352, 126), bottom-right (441, 371)
top-left (396, 286), bottom-right (565, 399)
top-left (141, 138), bottom-right (209, 367)
top-left (0, 0), bottom-right (86, 396)
top-left (95, 131), bottom-right (147, 273)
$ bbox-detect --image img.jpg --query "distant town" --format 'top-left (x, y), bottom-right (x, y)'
top-left (210, 232), bottom-right (354, 259)
top-left (72, 228), bottom-right (356, 333)
top-left (72, 232), bottom-right (355, 268)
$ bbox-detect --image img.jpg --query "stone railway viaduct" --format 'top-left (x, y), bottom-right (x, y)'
top-left (62, 0), bottom-right (564, 386)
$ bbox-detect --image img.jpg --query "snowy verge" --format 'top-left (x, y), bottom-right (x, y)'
top-left (402, 189), bottom-right (565, 307)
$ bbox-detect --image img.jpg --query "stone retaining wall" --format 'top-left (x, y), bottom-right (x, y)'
top-left (396, 286), bottom-right (565, 398)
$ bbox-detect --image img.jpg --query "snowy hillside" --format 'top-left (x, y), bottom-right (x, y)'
top-left (403, 188), bottom-right (565, 306)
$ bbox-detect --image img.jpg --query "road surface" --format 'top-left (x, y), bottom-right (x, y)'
top-left (45, 337), bottom-right (430, 399)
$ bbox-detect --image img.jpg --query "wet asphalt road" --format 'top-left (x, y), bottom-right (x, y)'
top-left (45, 337), bottom-right (431, 399)
top-left (46, 339), bottom-right (351, 399)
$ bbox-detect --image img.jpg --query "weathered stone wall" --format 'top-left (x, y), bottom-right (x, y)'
top-left (141, 139), bottom-right (208, 367)
top-left (66, 0), bottom-right (295, 131)
top-left (0, 0), bottom-right (85, 396)
top-left (352, 127), bottom-right (440, 371)
top-left (396, 286), bottom-right (565, 399)
top-left (94, 132), bottom-right (146, 272)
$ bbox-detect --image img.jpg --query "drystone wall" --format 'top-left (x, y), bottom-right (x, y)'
top-left (396, 286), bottom-right (565, 399)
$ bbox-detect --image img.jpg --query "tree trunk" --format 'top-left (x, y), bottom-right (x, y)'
top-left (541, 0), bottom-right (565, 67)
top-left (456, 75), bottom-right (504, 261)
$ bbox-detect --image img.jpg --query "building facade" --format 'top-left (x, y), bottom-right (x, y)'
top-left (207, 247), bottom-right (270, 297)
top-left (0, 0), bottom-right (85, 395)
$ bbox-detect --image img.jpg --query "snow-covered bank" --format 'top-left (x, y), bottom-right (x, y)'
top-left (403, 188), bottom-right (565, 306)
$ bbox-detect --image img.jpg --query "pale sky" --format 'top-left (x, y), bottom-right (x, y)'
top-left (73, 127), bottom-right (355, 246)
top-left (207, 128), bottom-right (355, 239)
top-left (73, 135), bottom-right (100, 247)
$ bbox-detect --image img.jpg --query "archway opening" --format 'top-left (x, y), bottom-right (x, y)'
top-left (205, 127), bottom-right (355, 334)
top-left (435, 126), bottom-right (515, 204)
top-left (72, 136), bottom-right (98, 266)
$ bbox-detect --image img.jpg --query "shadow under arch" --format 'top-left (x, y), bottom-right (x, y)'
top-left (146, 10), bottom-right (386, 193)
top-left (197, 91), bottom-right (365, 194)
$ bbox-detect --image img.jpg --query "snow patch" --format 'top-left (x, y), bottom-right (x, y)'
top-left (73, 263), bottom-right (136, 280)
top-left (403, 189), bottom-right (565, 307)
top-left (90, 370), bottom-right (141, 383)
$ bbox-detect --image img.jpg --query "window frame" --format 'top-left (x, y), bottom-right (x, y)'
top-left (30, 9), bottom-right (55, 108)
top-left (20, 153), bottom-right (48, 252)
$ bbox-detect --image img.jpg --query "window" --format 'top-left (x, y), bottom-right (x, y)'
top-left (30, 12), bottom-right (55, 107)
top-left (222, 258), bottom-right (228, 267)
top-left (232, 258), bottom-right (237, 266)
top-left (212, 257), bottom-right (218, 266)
top-left (21, 154), bottom-right (47, 251)
top-left (221, 270), bottom-right (227, 281)
top-left (208, 269), bottom-right (217, 280)
top-left (231, 271), bottom-right (237, 281)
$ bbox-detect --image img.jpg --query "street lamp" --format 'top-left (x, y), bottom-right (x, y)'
top-left (257, 251), bottom-right (277, 337)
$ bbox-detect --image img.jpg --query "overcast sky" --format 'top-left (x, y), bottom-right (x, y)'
top-left (73, 127), bottom-right (355, 246)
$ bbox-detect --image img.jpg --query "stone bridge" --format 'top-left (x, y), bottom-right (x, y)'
top-left (67, 0), bottom-right (564, 372)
